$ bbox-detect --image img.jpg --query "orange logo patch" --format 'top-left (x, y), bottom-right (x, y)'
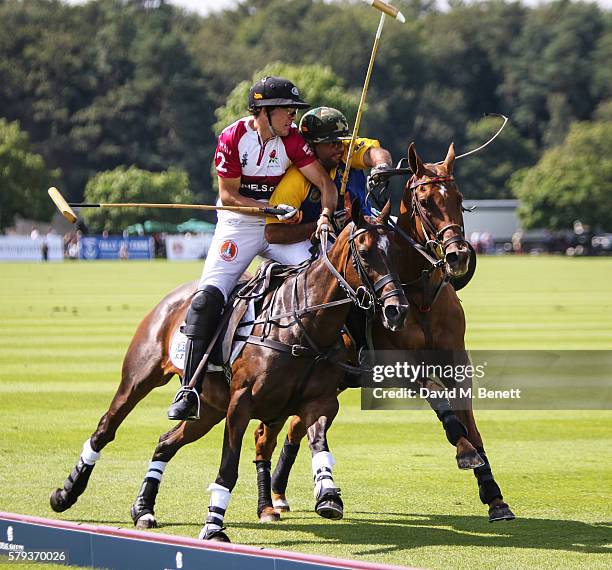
top-left (219, 239), bottom-right (238, 262)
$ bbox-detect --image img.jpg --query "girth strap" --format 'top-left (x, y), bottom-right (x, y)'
top-left (234, 334), bottom-right (315, 357)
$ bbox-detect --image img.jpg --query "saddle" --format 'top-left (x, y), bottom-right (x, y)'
top-left (214, 259), bottom-right (311, 366)
top-left (170, 260), bottom-right (311, 374)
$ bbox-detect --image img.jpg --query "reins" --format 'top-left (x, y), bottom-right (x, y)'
top-left (236, 222), bottom-right (404, 374)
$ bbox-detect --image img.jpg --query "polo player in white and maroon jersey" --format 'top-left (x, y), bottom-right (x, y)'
top-left (167, 76), bottom-right (338, 421)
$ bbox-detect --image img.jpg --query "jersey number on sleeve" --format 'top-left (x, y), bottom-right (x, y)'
top-left (216, 151), bottom-right (228, 173)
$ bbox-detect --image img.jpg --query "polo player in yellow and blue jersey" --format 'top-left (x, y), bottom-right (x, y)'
top-left (265, 106), bottom-right (393, 246)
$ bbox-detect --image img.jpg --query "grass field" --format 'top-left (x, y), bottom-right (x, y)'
top-left (0, 257), bottom-right (611, 569)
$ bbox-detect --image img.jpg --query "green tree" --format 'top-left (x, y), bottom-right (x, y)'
top-left (457, 116), bottom-right (536, 199)
top-left (0, 119), bottom-right (57, 231)
top-left (511, 120), bottom-right (612, 230)
top-left (501, 1), bottom-right (605, 145)
top-left (81, 166), bottom-right (195, 232)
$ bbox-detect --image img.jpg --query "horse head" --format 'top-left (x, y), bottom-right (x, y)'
top-left (406, 142), bottom-right (470, 278)
top-left (332, 199), bottom-right (409, 332)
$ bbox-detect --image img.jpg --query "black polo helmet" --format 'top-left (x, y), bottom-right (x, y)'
top-left (248, 76), bottom-right (309, 111)
top-left (299, 107), bottom-right (352, 144)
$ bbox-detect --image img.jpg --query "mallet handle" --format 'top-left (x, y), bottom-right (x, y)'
top-left (67, 202), bottom-right (287, 217)
top-left (340, 12), bottom-right (386, 196)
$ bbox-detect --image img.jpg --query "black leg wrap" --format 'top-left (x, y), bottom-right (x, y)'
top-left (441, 411), bottom-right (468, 446)
top-left (130, 478), bottom-right (159, 523)
top-left (271, 437), bottom-right (300, 494)
top-left (50, 459), bottom-right (95, 512)
top-left (474, 449), bottom-right (503, 504)
top-left (432, 400), bottom-right (467, 445)
top-left (255, 460), bottom-right (273, 517)
top-left (429, 396), bottom-right (468, 446)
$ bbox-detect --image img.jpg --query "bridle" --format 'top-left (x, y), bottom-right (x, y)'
top-left (319, 223), bottom-right (404, 313)
top-left (408, 174), bottom-right (468, 261)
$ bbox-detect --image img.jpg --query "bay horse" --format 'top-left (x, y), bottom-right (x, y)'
top-left (50, 202), bottom-right (409, 530)
top-left (258, 142), bottom-right (515, 523)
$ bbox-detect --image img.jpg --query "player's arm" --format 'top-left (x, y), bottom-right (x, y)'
top-left (364, 146), bottom-right (393, 169)
top-left (265, 221), bottom-right (317, 244)
top-left (298, 161), bottom-right (337, 235)
top-left (217, 177), bottom-right (267, 209)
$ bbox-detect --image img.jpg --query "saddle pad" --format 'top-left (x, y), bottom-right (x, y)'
top-left (169, 300), bottom-right (256, 373)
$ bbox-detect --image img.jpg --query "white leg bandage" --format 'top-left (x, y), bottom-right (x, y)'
top-left (312, 451), bottom-right (336, 499)
top-left (145, 461), bottom-right (167, 482)
top-left (80, 439), bottom-right (101, 466)
top-left (199, 483), bottom-right (231, 538)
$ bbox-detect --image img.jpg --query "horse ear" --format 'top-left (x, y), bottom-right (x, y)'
top-left (408, 142), bottom-right (424, 177)
top-left (351, 198), bottom-right (366, 227)
top-left (443, 142), bottom-right (455, 174)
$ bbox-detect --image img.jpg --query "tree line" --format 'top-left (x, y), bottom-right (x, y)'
top-left (0, 0), bottom-right (610, 232)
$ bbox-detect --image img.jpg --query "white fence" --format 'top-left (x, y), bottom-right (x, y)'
top-left (0, 236), bottom-right (64, 261)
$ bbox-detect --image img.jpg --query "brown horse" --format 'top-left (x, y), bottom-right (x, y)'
top-left (50, 143), bottom-right (512, 528)
top-left (261, 143), bottom-right (515, 523)
top-left (49, 203), bottom-right (409, 525)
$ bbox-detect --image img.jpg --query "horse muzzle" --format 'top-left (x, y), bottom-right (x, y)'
top-left (382, 302), bottom-right (410, 332)
top-left (444, 242), bottom-right (471, 278)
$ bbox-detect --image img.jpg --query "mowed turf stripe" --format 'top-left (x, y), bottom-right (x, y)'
top-left (0, 259), bottom-right (611, 570)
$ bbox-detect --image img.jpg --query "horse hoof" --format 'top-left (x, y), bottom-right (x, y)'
top-left (135, 513), bottom-right (157, 529)
top-left (272, 494), bottom-right (290, 513)
top-left (456, 450), bottom-right (485, 470)
top-left (315, 490), bottom-right (343, 520)
top-left (259, 506), bottom-right (280, 523)
top-left (489, 502), bottom-right (516, 522)
top-left (259, 512), bottom-right (280, 523)
top-left (49, 489), bottom-right (72, 513)
top-left (200, 528), bottom-right (231, 542)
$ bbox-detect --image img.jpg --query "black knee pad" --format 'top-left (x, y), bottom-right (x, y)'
top-left (182, 285), bottom-right (224, 338)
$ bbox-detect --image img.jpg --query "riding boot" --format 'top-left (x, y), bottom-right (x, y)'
top-left (167, 285), bottom-right (225, 421)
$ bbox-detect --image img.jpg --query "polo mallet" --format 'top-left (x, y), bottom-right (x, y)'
top-left (339, 0), bottom-right (406, 198)
top-left (47, 187), bottom-right (289, 223)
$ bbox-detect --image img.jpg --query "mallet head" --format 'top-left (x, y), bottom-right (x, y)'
top-left (365, 0), bottom-right (406, 23)
top-left (48, 187), bottom-right (77, 224)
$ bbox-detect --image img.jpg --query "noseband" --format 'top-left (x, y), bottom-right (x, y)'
top-left (409, 175), bottom-right (468, 259)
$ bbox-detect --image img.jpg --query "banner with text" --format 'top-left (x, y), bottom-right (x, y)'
top-left (79, 236), bottom-right (153, 260)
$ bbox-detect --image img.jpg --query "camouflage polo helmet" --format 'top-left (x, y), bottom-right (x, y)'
top-left (299, 107), bottom-right (352, 144)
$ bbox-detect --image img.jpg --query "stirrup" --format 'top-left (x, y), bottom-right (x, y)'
top-left (168, 387), bottom-right (201, 421)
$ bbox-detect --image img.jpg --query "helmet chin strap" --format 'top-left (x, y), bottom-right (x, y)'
top-left (266, 108), bottom-right (278, 138)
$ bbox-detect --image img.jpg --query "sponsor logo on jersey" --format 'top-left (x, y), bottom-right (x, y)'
top-left (268, 149), bottom-right (279, 166)
top-left (240, 183), bottom-right (277, 193)
top-left (241, 152), bottom-right (248, 167)
top-left (219, 240), bottom-right (238, 262)
top-left (309, 188), bottom-right (321, 203)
